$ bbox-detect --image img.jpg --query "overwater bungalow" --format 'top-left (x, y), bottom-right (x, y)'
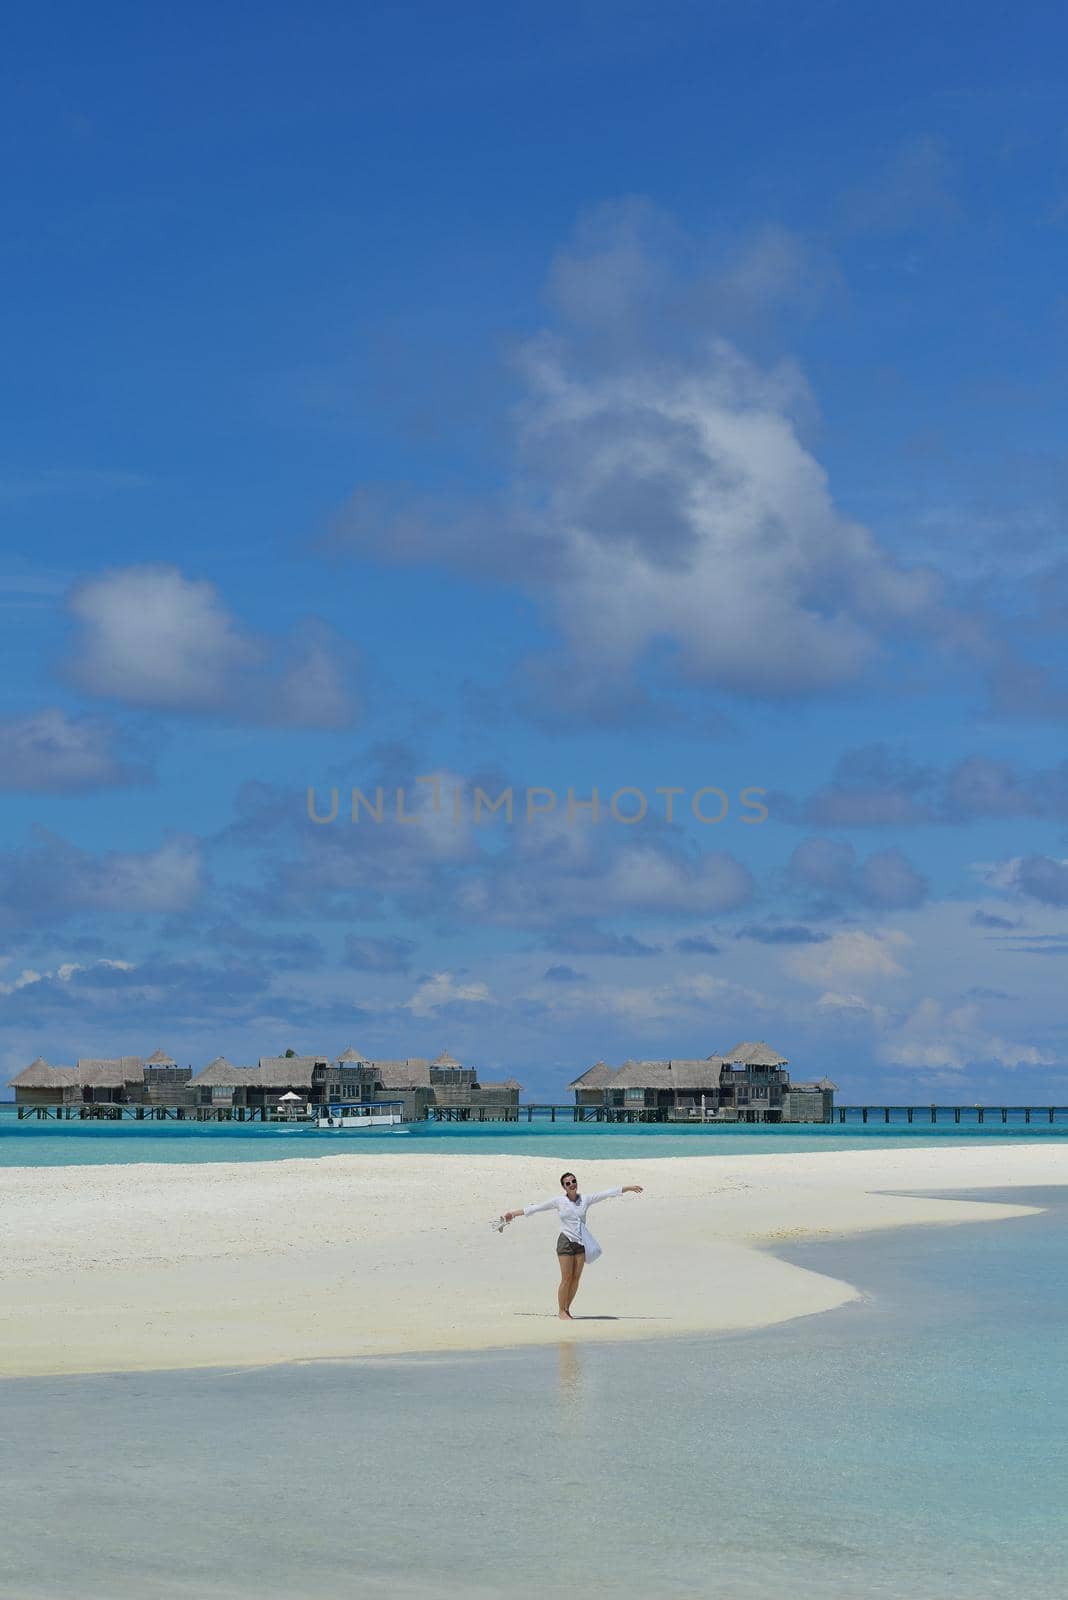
top-left (9, 1047), bottom-right (523, 1121)
top-left (9, 1056), bottom-right (148, 1108)
top-left (569, 1043), bottom-right (835, 1123)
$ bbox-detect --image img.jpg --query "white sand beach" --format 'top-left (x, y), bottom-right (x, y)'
top-left (1, 1143), bottom-right (1064, 1377)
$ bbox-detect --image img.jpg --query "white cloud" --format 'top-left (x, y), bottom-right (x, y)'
top-left (787, 929), bottom-right (910, 988)
top-left (514, 341), bottom-right (937, 696)
top-left (406, 972), bottom-right (491, 1016)
top-left (788, 836), bottom-right (929, 909)
top-left (68, 565), bottom-right (259, 710)
top-left (453, 808), bottom-right (755, 929)
top-left (598, 846), bottom-right (754, 915)
top-left (536, 969), bottom-right (771, 1026)
top-left (877, 996), bottom-right (1055, 1072)
top-left (978, 854), bottom-right (1068, 906)
top-left (0, 956), bottom-right (134, 998)
top-left (814, 991), bottom-right (891, 1025)
top-left (66, 565), bottom-right (360, 728)
top-left (90, 837), bottom-right (203, 914)
top-left (326, 206), bottom-right (941, 704)
top-left (0, 830), bottom-right (204, 931)
top-left (0, 708), bottom-right (148, 792)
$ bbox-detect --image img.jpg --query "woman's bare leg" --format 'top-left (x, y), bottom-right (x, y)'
top-left (558, 1255), bottom-right (576, 1318)
top-left (566, 1252), bottom-right (586, 1313)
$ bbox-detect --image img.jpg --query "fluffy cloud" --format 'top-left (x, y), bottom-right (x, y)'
top-left (0, 708), bottom-right (150, 792)
top-left (877, 997), bottom-right (1055, 1072)
top-left (66, 566), bottom-right (360, 728)
top-left (0, 956), bottom-right (133, 998)
top-left (535, 968), bottom-right (772, 1028)
top-left (786, 746), bottom-right (1068, 829)
top-left (510, 347), bottom-right (935, 697)
top-left (455, 831), bottom-right (754, 928)
top-left (597, 846), bottom-right (754, 916)
top-left (788, 837), bottom-right (928, 909)
top-left (406, 972), bottom-right (491, 1016)
top-left (323, 204), bottom-right (941, 707)
top-left (792, 745), bottom-right (937, 827)
top-left (234, 758), bottom-right (755, 934)
top-left (981, 854), bottom-right (1068, 907)
top-left (814, 991), bottom-right (890, 1025)
top-left (943, 757), bottom-right (1068, 821)
top-left (855, 849), bottom-right (929, 910)
top-left (787, 929), bottom-right (911, 989)
top-left (0, 830), bottom-right (203, 932)
top-left (0, 951), bottom-right (293, 1036)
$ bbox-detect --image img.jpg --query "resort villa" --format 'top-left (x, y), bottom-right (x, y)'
top-left (569, 1042), bottom-right (836, 1123)
top-left (8, 1040), bottom-right (835, 1123)
top-left (7, 1049), bottom-right (523, 1121)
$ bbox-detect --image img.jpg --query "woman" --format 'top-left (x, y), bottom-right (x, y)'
top-left (501, 1171), bottom-right (644, 1320)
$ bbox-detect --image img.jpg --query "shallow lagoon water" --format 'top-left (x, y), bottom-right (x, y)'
top-left (3, 1105), bottom-right (1068, 1168)
top-left (3, 1187), bottom-right (1066, 1599)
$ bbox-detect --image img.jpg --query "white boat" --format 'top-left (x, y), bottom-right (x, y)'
top-left (315, 1101), bottom-right (407, 1132)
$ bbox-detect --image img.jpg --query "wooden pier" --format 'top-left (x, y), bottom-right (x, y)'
top-left (16, 1103), bottom-right (275, 1122)
top-left (837, 1105), bottom-right (1066, 1125)
top-left (16, 1102), bottom-right (1068, 1127)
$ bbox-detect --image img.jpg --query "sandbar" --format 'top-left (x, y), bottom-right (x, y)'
top-left (1, 1142), bottom-right (1063, 1377)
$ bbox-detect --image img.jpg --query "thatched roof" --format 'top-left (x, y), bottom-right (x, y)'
top-left (611, 1059), bottom-right (724, 1091)
top-left (373, 1059), bottom-right (432, 1089)
top-left (567, 1060), bottom-right (616, 1090)
top-left (431, 1050), bottom-right (462, 1067)
top-left (145, 1048), bottom-right (177, 1065)
top-left (256, 1056), bottom-right (326, 1087)
top-left (478, 1080), bottom-right (522, 1093)
top-left (792, 1078), bottom-right (837, 1093)
top-left (336, 1047), bottom-right (370, 1064)
top-left (721, 1041), bottom-right (788, 1067)
top-left (74, 1057), bottom-right (145, 1086)
top-left (8, 1058), bottom-right (76, 1088)
top-left (190, 1057), bottom-right (257, 1086)
top-left (11, 1056), bottom-right (146, 1089)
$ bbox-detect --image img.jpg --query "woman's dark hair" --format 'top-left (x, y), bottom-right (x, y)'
top-left (560, 1172), bottom-right (577, 1187)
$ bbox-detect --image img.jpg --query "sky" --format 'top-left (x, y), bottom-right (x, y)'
top-left (2, 0), bottom-right (1068, 1100)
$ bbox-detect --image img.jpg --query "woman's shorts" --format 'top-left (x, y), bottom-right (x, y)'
top-left (557, 1234), bottom-right (585, 1256)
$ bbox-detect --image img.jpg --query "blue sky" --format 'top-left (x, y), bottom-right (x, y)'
top-left (3, 0), bottom-right (1068, 1098)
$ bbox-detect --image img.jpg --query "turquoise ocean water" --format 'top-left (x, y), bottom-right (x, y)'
top-left (2, 1102), bottom-right (1068, 1166)
top-left (2, 1187), bottom-right (1066, 1599)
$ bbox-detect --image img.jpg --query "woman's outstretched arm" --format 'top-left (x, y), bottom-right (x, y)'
top-left (586, 1184), bottom-right (644, 1206)
top-left (502, 1197), bottom-right (559, 1222)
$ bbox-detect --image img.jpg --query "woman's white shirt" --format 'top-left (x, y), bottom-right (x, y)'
top-left (522, 1187), bottom-right (623, 1262)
